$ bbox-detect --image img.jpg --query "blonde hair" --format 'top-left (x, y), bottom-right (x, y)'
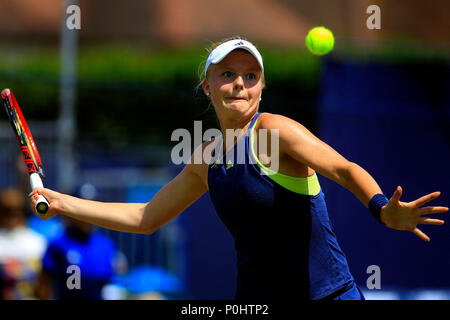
top-left (196, 36), bottom-right (266, 94)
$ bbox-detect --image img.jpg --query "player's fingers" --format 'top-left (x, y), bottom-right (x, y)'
top-left (30, 194), bottom-right (39, 211)
top-left (411, 191), bottom-right (441, 208)
top-left (418, 217), bottom-right (445, 226)
top-left (30, 193), bottom-right (53, 219)
top-left (417, 206), bottom-right (449, 215)
top-left (391, 186), bottom-right (402, 203)
top-left (29, 187), bottom-right (57, 202)
top-left (412, 228), bottom-right (430, 242)
top-left (29, 187), bottom-right (44, 197)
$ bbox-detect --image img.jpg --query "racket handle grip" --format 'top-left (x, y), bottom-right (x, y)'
top-left (30, 172), bottom-right (49, 214)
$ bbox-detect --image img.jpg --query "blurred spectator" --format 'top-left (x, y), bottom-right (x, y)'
top-left (36, 184), bottom-right (127, 300)
top-left (0, 187), bottom-right (47, 299)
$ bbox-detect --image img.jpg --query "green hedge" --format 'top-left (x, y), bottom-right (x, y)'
top-left (0, 45), bottom-right (321, 146)
top-left (0, 43), bottom-right (446, 146)
top-left (0, 44), bottom-right (320, 85)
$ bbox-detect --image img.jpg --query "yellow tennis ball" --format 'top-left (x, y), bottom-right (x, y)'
top-left (305, 26), bottom-right (335, 56)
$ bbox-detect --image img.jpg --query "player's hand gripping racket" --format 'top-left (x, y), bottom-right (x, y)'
top-left (1, 88), bottom-right (49, 214)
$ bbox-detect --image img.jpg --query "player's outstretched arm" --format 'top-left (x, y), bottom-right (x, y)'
top-left (258, 113), bottom-right (448, 241)
top-left (258, 113), bottom-right (382, 204)
top-left (29, 146), bottom-right (209, 234)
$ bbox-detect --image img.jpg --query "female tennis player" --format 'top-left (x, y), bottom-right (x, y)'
top-left (30, 37), bottom-right (447, 300)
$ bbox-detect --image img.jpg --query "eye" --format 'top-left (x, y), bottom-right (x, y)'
top-left (222, 71), bottom-right (233, 78)
top-left (246, 73), bottom-right (256, 80)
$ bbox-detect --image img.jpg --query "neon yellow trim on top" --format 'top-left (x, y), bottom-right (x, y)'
top-left (249, 119), bottom-right (321, 196)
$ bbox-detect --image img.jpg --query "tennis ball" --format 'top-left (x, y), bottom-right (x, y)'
top-left (305, 26), bottom-right (335, 56)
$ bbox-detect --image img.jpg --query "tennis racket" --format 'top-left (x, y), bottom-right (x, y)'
top-left (1, 88), bottom-right (49, 214)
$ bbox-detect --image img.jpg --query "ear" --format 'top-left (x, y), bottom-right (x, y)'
top-left (202, 79), bottom-right (210, 97)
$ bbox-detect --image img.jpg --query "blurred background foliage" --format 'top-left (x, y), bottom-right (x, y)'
top-left (1, 43), bottom-right (447, 148)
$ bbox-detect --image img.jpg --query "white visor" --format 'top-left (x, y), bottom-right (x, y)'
top-left (204, 39), bottom-right (264, 77)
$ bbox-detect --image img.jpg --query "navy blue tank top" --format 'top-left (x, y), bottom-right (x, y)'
top-left (207, 113), bottom-right (354, 300)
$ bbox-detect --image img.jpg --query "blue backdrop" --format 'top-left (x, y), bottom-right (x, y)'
top-left (317, 57), bottom-right (449, 289)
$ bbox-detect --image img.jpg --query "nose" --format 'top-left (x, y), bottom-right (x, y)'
top-left (234, 75), bottom-right (244, 90)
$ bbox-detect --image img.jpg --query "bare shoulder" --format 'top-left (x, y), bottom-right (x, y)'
top-left (256, 112), bottom-right (312, 141)
top-left (255, 113), bottom-right (316, 176)
top-left (257, 112), bottom-right (304, 129)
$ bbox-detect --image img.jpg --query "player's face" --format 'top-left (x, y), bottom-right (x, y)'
top-left (204, 50), bottom-right (263, 116)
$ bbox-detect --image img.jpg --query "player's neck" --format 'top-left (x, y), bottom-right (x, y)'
top-left (218, 111), bottom-right (257, 148)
